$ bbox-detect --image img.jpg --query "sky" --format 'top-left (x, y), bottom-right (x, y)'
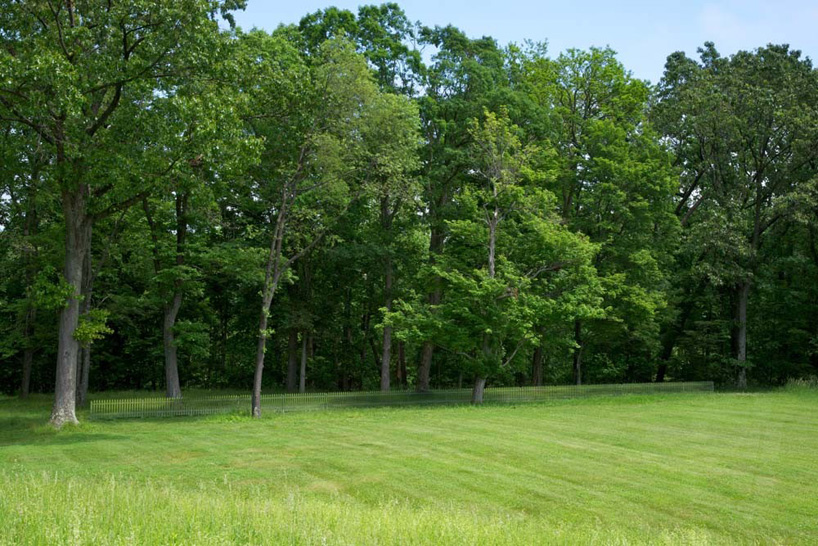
top-left (230, 0), bottom-right (818, 83)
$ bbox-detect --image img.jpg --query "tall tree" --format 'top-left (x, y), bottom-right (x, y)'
top-left (389, 109), bottom-right (598, 402)
top-left (357, 93), bottom-right (420, 391)
top-left (523, 46), bottom-right (678, 384)
top-left (298, 3), bottom-right (422, 94)
top-left (245, 36), bottom-right (418, 416)
top-left (655, 43), bottom-right (818, 386)
top-left (0, 0), bottom-right (245, 425)
top-left (412, 26), bottom-right (518, 391)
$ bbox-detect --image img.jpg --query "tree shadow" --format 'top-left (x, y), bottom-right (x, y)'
top-left (0, 428), bottom-right (127, 447)
top-left (0, 401), bottom-right (127, 447)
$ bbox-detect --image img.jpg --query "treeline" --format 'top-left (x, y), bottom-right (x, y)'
top-left (1, 2), bottom-right (817, 424)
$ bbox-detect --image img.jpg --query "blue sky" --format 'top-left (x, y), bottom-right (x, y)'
top-left (231, 0), bottom-right (818, 83)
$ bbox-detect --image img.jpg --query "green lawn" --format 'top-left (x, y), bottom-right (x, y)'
top-left (1, 390), bottom-right (817, 545)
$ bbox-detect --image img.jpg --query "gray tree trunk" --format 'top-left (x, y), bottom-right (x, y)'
top-left (143, 193), bottom-right (187, 399)
top-left (163, 192), bottom-right (189, 398)
top-left (51, 189), bottom-right (90, 427)
top-left (251, 308), bottom-right (269, 418)
top-left (252, 262), bottom-right (282, 417)
top-left (472, 376), bottom-right (486, 404)
top-left (472, 205), bottom-right (499, 403)
top-left (77, 233), bottom-right (93, 406)
top-left (252, 260), bottom-right (282, 417)
top-left (487, 209), bottom-right (498, 278)
top-left (163, 292), bottom-right (183, 398)
top-left (736, 281), bottom-right (750, 389)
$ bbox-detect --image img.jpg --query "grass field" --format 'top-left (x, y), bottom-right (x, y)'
top-left (1, 389), bottom-right (817, 545)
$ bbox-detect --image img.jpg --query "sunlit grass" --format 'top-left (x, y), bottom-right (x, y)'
top-left (2, 390), bottom-right (817, 544)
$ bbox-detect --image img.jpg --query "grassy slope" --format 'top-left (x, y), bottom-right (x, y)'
top-left (1, 391), bottom-right (817, 545)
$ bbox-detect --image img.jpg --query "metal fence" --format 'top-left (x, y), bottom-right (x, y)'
top-left (88, 381), bottom-right (713, 420)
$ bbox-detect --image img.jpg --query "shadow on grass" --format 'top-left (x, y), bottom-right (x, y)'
top-left (0, 429), bottom-right (127, 447)
top-left (0, 397), bottom-right (127, 447)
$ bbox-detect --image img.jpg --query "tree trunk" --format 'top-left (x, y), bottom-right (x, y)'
top-left (417, 225), bottom-right (444, 392)
top-left (418, 342), bottom-right (433, 392)
top-left (736, 281), bottom-right (750, 389)
top-left (287, 328), bottom-right (299, 393)
top-left (163, 192), bottom-right (189, 398)
top-left (299, 333), bottom-right (307, 393)
top-left (143, 192), bottom-right (187, 399)
top-left (573, 320), bottom-right (583, 386)
top-left (163, 292), bottom-right (183, 398)
top-left (487, 209), bottom-right (498, 278)
top-left (20, 306), bottom-right (36, 398)
top-left (251, 308), bottom-right (269, 418)
top-left (656, 287), bottom-right (700, 382)
top-left (397, 341), bottom-right (406, 389)
top-left (78, 345), bottom-right (91, 406)
top-left (76, 233), bottom-right (93, 406)
top-left (51, 189), bottom-right (90, 427)
top-left (472, 376), bottom-right (486, 404)
top-left (655, 362), bottom-right (668, 384)
top-left (252, 257), bottom-right (283, 418)
top-left (473, 206), bottom-right (499, 401)
top-left (532, 344), bottom-right (544, 386)
top-left (655, 324), bottom-right (675, 383)
top-left (380, 257), bottom-right (393, 392)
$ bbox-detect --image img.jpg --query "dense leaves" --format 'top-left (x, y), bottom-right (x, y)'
top-left (1, 4), bottom-right (817, 420)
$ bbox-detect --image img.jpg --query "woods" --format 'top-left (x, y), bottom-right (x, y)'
top-left (2, 2), bottom-right (818, 422)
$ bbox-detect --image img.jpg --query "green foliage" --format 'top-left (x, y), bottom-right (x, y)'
top-left (74, 309), bottom-right (113, 347)
top-left (654, 43), bottom-right (818, 384)
top-left (29, 266), bottom-right (73, 311)
top-left (1, 5), bottom-right (816, 398)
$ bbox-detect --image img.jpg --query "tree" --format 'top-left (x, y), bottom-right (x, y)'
top-left (655, 43), bottom-right (818, 386)
top-left (298, 3), bottom-right (422, 94)
top-left (390, 109), bottom-right (598, 402)
top-left (412, 26), bottom-right (519, 391)
top-left (523, 46), bottom-right (678, 384)
top-left (0, 0), bottom-right (245, 425)
top-left (0, 125), bottom-right (51, 397)
top-left (358, 93), bottom-right (420, 391)
top-left (244, 36), bottom-right (419, 416)
top-left (139, 43), bottom-right (256, 398)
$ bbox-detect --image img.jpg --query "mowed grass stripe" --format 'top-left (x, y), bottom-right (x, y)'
top-left (1, 390), bottom-right (817, 544)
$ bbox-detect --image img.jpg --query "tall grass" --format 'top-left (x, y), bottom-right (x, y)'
top-left (2, 390), bottom-right (817, 545)
top-left (786, 375), bottom-right (818, 389)
top-left (0, 472), bottom-right (724, 546)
